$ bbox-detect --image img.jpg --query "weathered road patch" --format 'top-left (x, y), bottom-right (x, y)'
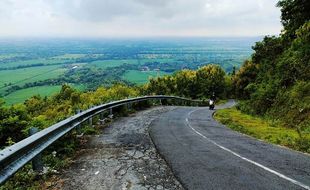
top-left (57, 106), bottom-right (184, 190)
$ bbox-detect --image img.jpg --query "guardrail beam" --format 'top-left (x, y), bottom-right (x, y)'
top-left (0, 95), bottom-right (202, 184)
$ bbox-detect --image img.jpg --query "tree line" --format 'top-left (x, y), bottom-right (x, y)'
top-left (232, 0), bottom-right (309, 136)
top-left (143, 64), bottom-right (232, 100)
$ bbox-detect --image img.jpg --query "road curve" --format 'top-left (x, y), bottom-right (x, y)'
top-left (150, 100), bottom-right (310, 190)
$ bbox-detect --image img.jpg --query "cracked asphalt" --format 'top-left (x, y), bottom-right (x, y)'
top-left (58, 106), bottom-right (184, 190)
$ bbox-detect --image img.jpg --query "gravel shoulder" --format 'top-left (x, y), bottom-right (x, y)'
top-left (56, 106), bottom-right (184, 190)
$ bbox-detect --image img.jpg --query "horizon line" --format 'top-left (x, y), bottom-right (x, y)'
top-left (0, 35), bottom-right (271, 40)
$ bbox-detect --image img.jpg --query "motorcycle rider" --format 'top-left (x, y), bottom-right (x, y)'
top-left (209, 92), bottom-right (216, 110)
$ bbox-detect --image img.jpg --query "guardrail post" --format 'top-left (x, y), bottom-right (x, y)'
top-left (159, 99), bottom-right (162, 105)
top-left (127, 102), bottom-right (132, 111)
top-left (89, 117), bottom-right (93, 127)
top-left (76, 109), bottom-right (82, 133)
top-left (100, 112), bottom-right (104, 120)
top-left (29, 127), bottom-right (44, 173)
top-left (109, 108), bottom-right (113, 119)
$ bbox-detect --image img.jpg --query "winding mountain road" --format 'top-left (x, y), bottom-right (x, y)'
top-left (150, 100), bottom-right (310, 190)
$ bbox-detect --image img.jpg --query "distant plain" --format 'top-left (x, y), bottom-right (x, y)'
top-left (0, 37), bottom-right (260, 105)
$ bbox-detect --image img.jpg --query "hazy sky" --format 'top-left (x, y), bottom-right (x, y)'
top-left (0, 0), bottom-right (282, 38)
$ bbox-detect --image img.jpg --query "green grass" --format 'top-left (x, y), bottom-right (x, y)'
top-left (214, 107), bottom-right (310, 153)
top-left (216, 99), bottom-right (228, 105)
top-left (3, 84), bottom-right (86, 105)
top-left (3, 85), bottom-right (62, 105)
top-left (0, 58), bottom-right (69, 68)
top-left (89, 59), bottom-right (140, 69)
top-left (0, 65), bottom-right (66, 92)
top-left (122, 70), bottom-right (170, 84)
top-left (51, 54), bottom-right (86, 59)
top-left (72, 84), bottom-right (86, 91)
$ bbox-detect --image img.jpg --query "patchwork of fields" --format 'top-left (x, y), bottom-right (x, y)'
top-left (122, 70), bottom-right (169, 84)
top-left (0, 37), bottom-right (258, 105)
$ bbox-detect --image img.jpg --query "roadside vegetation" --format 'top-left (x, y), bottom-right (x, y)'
top-left (145, 64), bottom-right (232, 100)
top-left (214, 108), bottom-right (310, 153)
top-left (0, 83), bottom-right (140, 189)
top-left (215, 0), bottom-right (310, 153)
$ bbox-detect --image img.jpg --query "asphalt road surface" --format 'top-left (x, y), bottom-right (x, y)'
top-left (150, 100), bottom-right (310, 190)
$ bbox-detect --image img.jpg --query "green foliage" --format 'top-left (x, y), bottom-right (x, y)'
top-left (0, 164), bottom-right (40, 190)
top-left (232, 60), bottom-right (258, 99)
top-left (174, 70), bottom-right (197, 98)
top-left (122, 70), bottom-right (169, 84)
top-left (271, 81), bottom-right (310, 131)
top-left (196, 65), bottom-right (226, 98)
top-left (146, 75), bottom-right (176, 95)
top-left (252, 36), bottom-right (284, 67)
top-left (214, 108), bottom-right (310, 153)
top-left (0, 104), bottom-right (30, 147)
top-left (233, 0), bottom-right (310, 134)
top-left (145, 65), bottom-right (230, 99)
top-left (0, 83), bottom-right (139, 149)
top-left (81, 125), bottom-right (98, 135)
top-left (277, 21), bottom-right (310, 87)
top-left (235, 22), bottom-right (310, 126)
top-left (277, 0), bottom-right (310, 40)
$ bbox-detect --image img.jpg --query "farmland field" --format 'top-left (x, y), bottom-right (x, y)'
top-left (0, 37), bottom-right (260, 105)
top-left (0, 65), bottom-right (66, 90)
top-left (122, 70), bottom-right (170, 84)
top-left (51, 54), bottom-right (86, 59)
top-left (3, 85), bottom-right (63, 105)
top-left (0, 58), bottom-right (70, 69)
top-left (90, 59), bottom-right (139, 69)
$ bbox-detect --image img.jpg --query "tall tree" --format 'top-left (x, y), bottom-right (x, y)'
top-left (277, 0), bottom-right (310, 40)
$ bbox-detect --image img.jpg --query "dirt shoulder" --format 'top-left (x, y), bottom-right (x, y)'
top-left (54, 106), bottom-right (184, 190)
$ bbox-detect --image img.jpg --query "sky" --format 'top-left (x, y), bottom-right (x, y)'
top-left (0, 0), bottom-right (282, 38)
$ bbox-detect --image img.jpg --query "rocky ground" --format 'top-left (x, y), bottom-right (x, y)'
top-left (55, 106), bottom-right (184, 190)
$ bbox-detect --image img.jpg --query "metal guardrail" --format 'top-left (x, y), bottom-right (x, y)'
top-left (0, 95), bottom-right (202, 184)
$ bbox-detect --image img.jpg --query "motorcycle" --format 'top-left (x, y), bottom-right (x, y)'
top-left (209, 99), bottom-right (215, 110)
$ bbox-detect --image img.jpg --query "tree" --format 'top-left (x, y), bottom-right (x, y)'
top-left (54, 84), bottom-right (76, 102)
top-left (233, 60), bottom-right (258, 99)
top-left (277, 21), bottom-right (310, 87)
top-left (232, 1), bottom-right (310, 130)
top-left (174, 70), bottom-right (197, 98)
top-left (0, 104), bottom-right (30, 147)
top-left (196, 65), bottom-right (226, 98)
top-left (277, 0), bottom-right (310, 40)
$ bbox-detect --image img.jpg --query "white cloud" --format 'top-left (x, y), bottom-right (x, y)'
top-left (0, 0), bottom-right (282, 37)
